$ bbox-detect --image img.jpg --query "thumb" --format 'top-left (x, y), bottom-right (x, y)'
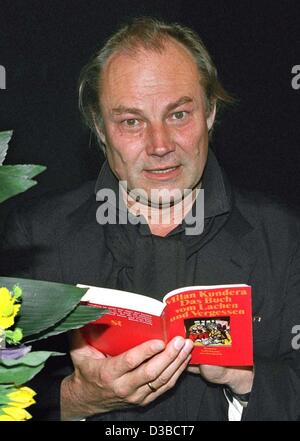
top-left (187, 365), bottom-right (201, 375)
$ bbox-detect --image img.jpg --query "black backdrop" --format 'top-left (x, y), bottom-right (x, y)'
top-left (1, 0), bottom-right (300, 229)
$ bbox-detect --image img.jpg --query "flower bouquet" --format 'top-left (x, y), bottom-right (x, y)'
top-left (0, 131), bottom-right (106, 420)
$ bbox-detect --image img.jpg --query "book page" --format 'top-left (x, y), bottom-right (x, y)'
top-left (78, 284), bottom-right (165, 316)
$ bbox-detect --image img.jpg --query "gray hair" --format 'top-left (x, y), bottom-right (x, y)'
top-left (79, 17), bottom-right (233, 152)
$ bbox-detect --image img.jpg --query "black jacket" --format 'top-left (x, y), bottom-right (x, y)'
top-left (1, 151), bottom-right (300, 421)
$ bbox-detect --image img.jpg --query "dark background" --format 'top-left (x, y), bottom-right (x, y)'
top-left (1, 0), bottom-right (300, 228)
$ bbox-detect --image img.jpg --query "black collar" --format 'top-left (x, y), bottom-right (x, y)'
top-left (201, 149), bottom-right (231, 219)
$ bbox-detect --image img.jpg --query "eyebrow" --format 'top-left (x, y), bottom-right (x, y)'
top-left (165, 96), bottom-right (193, 113)
top-left (111, 96), bottom-right (193, 116)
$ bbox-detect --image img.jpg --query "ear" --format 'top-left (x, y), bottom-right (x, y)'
top-left (206, 101), bottom-right (217, 131)
top-left (97, 128), bottom-right (106, 146)
top-left (93, 113), bottom-right (107, 145)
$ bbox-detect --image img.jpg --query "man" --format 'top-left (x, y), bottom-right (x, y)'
top-left (2, 17), bottom-right (300, 421)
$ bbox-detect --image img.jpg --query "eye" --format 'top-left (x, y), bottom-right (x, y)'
top-left (171, 111), bottom-right (188, 120)
top-left (123, 118), bottom-right (139, 127)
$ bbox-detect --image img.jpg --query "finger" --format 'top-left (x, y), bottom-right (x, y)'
top-left (142, 354), bottom-right (192, 405)
top-left (129, 337), bottom-right (193, 389)
top-left (144, 339), bottom-right (193, 389)
top-left (108, 339), bottom-right (166, 378)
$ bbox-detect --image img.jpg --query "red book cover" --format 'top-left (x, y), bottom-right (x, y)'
top-left (80, 284), bottom-right (253, 366)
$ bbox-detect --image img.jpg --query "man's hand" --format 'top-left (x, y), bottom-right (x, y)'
top-left (187, 365), bottom-right (254, 394)
top-left (61, 330), bottom-right (194, 420)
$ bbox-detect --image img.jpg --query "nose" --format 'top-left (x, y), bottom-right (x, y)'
top-left (145, 123), bottom-right (175, 157)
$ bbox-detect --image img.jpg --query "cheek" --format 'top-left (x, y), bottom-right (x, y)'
top-left (174, 114), bottom-right (208, 151)
top-left (174, 123), bottom-right (208, 155)
top-left (106, 129), bottom-right (145, 164)
top-left (106, 138), bottom-right (147, 185)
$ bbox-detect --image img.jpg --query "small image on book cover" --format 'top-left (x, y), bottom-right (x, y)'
top-left (185, 316), bottom-right (232, 347)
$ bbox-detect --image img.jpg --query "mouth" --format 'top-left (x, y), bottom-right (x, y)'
top-left (146, 166), bottom-right (179, 174)
top-left (143, 165), bottom-right (182, 180)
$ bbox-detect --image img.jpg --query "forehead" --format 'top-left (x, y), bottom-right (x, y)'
top-left (99, 40), bottom-right (202, 105)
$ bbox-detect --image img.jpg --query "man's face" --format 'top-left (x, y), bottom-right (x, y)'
top-left (98, 40), bottom-right (215, 205)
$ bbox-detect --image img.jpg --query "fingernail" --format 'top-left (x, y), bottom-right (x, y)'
top-left (183, 339), bottom-right (194, 353)
top-left (151, 341), bottom-right (165, 352)
top-left (174, 337), bottom-right (185, 350)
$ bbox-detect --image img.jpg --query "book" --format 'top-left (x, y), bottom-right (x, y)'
top-left (79, 284), bottom-right (253, 366)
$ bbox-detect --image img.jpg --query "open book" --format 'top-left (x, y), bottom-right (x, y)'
top-left (79, 284), bottom-right (253, 366)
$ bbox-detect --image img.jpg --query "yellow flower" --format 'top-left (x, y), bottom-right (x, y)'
top-left (7, 386), bottom-right (36, 408)
top-left (0, 406), bottom-right (32, 420)
top-left (0, 414), bottom-right (15, 421)
top-left (0, 287), bottom-right (20, 329)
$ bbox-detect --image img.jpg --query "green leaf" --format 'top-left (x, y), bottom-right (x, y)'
top-left (0, 130), bottom-right (13, 166)
top-left (0, 396), bottom-right (11, 405)
top-left (5, 328), bottom-right (23, 345)
top-left (0, 277), bottom-right (89, 337)
top-left (0, 364), bottom-right (45, 385)
top-left (0, 385), bottom-right (16, 403)
top-left (0, 351), bottom-right (63, 385)
top-left (0, 164), bottom-right (47, 179)
top-left (12, 285), bottom-right (23, 300)
top-left (0, 129), bottom-right (46, 203)
top-left (0, 165), bottom-right (46, 203)
top-left (0, 385), bottom-right (14, 393)
top-left (26, 304), bottom-right (108, 342)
